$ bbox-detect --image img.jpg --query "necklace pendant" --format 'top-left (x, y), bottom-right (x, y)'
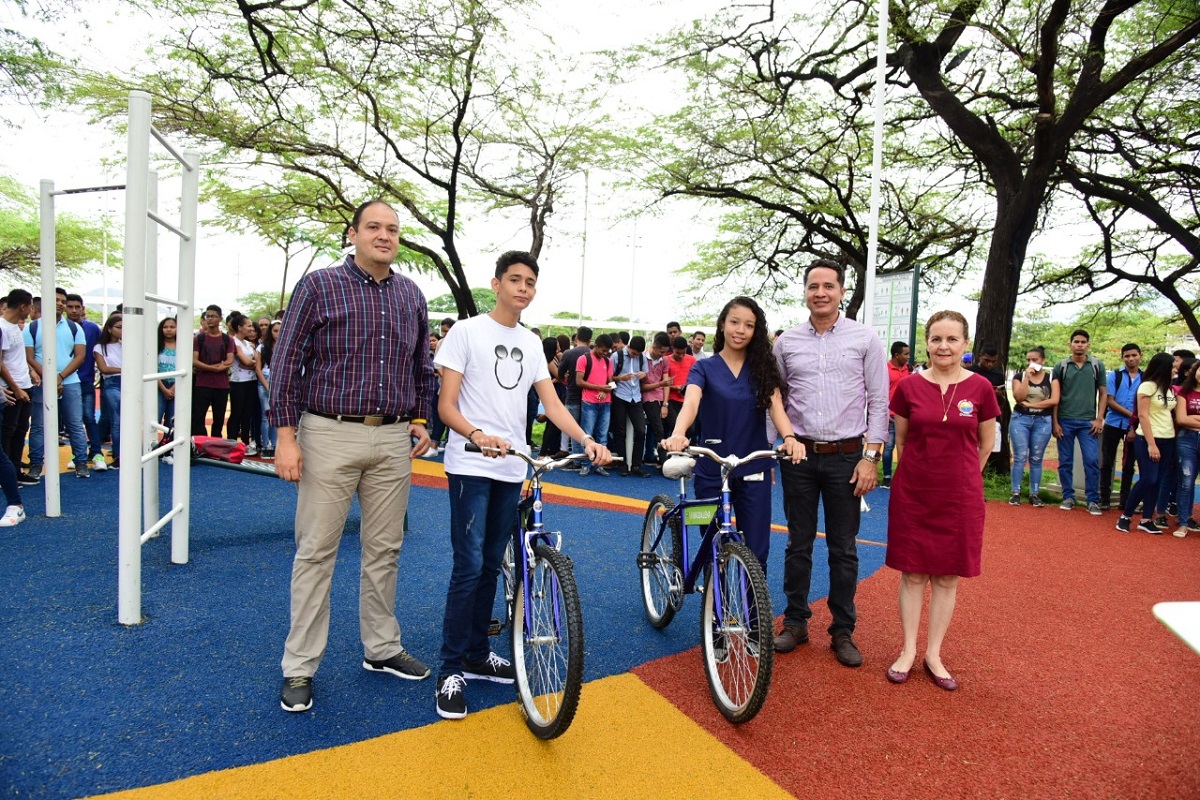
top-left (942, 412), bottom-right (948, 422)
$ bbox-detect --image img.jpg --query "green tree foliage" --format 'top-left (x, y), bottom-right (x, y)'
top-left (428, 288), bottom-right (495, 316)
top-left (234, 290), bottom-right (290, 323)
top-left (73, 0), bottom-right (606, 319)
top-left (0, 1), bottom-right (74, 113)
top-left (640, 1), bottom-right (1199, 360)
top-left (0, 175), bottom-right (114, 281)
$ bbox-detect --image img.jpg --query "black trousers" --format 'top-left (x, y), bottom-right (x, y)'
top-left (2, 398), bottom-right (31, 471)
top-left (1100, 424), bottom-right (1136, 506)
top-left (642, 400), bottom-right (665, 463)
top-left (228, 381), bottom-right (260, 445)
top-left (610, 396), bottom-right (647, 470)
top-left (193, 384), bottom-right (229, 438)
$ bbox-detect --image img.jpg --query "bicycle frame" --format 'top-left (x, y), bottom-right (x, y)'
top-left (514, 470), bottom-right (564, 643)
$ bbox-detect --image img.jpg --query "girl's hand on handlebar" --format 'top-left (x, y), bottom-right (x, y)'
top-left (661, 434), bottom-right (690, 453)
top-left (779, 437), bottom-right (806, 463)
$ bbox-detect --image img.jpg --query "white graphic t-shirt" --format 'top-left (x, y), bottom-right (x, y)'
top-left (435, 314), bottom-right (550, 482)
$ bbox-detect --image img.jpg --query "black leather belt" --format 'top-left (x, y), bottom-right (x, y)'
top-left (308, 410), bottom-right (410, 426)
top-left (798, 437), bottom-right (862, 455)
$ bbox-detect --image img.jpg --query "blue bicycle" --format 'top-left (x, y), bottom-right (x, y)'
top-left (637, 445), bottom-right (780, 723)
top-left (470, 443), bottom-right (616, 739)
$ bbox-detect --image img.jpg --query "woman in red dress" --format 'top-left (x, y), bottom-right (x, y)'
top-left (885, 311), bottom-right (1000, 691)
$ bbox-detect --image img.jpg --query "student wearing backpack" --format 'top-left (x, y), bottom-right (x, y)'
top-left (65, 294), bottom-right (105, 471)
top-left (23, 287), bottom-right (90, 479)
top-left (557, 326), bottom-right (592, 466)
top-left (576, 334), bottom-right (615, 477)
top-left (610, 334), bottom-right (649, 476)
top-left (1051, 329), bottom-right (1107, 514)
top-left (1100, 344), bottom-right (1143, 510)
top-left (192, 304), bottom-right (235, 438)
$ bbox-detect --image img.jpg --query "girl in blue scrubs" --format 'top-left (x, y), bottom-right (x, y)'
top-left (662, 296), bottom-right (806, 566)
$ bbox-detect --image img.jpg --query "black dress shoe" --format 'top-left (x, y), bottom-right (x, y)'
top-left (831, 632), bottom-right (863, 667)
top-left (773, 624), bottom-right (809, 653)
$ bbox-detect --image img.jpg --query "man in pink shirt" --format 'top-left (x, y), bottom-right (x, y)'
top-left (641, 332), bottom-right (672, 465)
top-left (576, 334), bottom-right (615, 476)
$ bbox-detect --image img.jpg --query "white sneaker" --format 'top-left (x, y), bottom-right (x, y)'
top-left (0, 505), bottom-right (25, 527)
top-left (162, 454), bottom-right (174, 466)
top-left (421, 446), bottom-right (439, 459)
top-left (91, 454), bottom-right (109, 471)
top-left (245, 444), bottom-right (258, 456)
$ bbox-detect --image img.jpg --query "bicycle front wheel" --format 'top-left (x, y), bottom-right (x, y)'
top-left (700, 540), bottom-right (774, 724)
top-left (512, 544), bottom-right (584, 739)
top-left (639, 493), bottom-right (682, 629)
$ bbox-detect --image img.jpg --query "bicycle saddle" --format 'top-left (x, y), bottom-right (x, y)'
top-left (662, 455), bottom-right (696, 480)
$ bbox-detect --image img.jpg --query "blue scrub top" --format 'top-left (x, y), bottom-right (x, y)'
top-left (687, 355), bottom-right (772, 479)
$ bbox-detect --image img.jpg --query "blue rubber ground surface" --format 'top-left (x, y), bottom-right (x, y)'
top-left (0, 463), bottom-right (887, 799)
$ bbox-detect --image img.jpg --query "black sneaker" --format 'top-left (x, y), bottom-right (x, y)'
top-left (1115, 515), bottom-right (1132, 533)
top-left (881, 477), bottom-right (891, 488)
top-left (363, 649), bottom-right (430, 680)
top-left (462, 652), bottom-right (515, 684)
top-left (1009, 493), bottom-right (1020, 506)
top-left (435, 673), bottom-right (468, 720)
top-left (1030, 495), bottom-right (1045, 508)
top-left (280, 676), bottom-right (313, 712)
top-left (1137, 519), bottom-right (1164, 535)
top-left (17, 472), bottom-right (39, 486)
top-left (1167, 502), bottom-right (1179, 518)
top-left (1153, 515), bottom-right (1169, 528)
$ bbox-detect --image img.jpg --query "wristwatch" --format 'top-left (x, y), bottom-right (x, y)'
top-left (861, 450), bottom-right (881, 463)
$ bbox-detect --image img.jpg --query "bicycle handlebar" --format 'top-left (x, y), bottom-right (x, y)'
top-left (670, 445), bottom-right (790, 472)
top-left (464, 441), bottom-right (622, 473)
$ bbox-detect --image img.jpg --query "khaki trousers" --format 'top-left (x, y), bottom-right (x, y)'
top-left (281, 413), bottom-right (413, 677)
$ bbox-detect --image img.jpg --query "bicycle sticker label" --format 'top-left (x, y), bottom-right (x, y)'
top-left (684, 504), bottom-right (719, 526)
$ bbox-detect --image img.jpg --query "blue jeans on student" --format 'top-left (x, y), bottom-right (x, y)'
top-left (82, 381), bottom-right (102, 459)
top-left (580, 401), bottom-right (610, 452)
top-left (158, 389), bottom-right (175, 427)
top-left (566, 401), bottom-right (582, 455)
top-left (101, 376), bottom-right (122, 458)
top-left (439, 473), bottom-right (521, 677)
top-left (1057, 418), bottom-right (1101, 504)
top-left (1176, 430), bottom-right (1200, 525)
top-left (258, 383), bottom-right (276, 449)
top-left (1124, 436), bottom-right (1176, 519)
top-left (28, 384), bottom-right (88, 468)
top-left (1157, 446), bottom-right (1180, 516)
top-left (1010, 412), bottom-right (1053, 493)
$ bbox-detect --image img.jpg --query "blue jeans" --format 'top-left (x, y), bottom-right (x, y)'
top-left (100, 377), bottom-right (122, 458)
top-left (1010, 412), bottom-right (1052, 493)
top-left (258, 383), bottom-right (276, 449)
top-left (1157, 445), bottom-right (1180, 515)
top-left (1057, 418), bottom-right (1101, 504)
top-left (882, 418), bottom-right (896, 480)
top-left (29, 383), bottom-right (88, 468)
top-left (1124, 436), bottom-right (1176, 519)
top-left (580, 401), bottom-right (610, 451)
top-left (566, 401), bottom-right (582, 455)
top-left (1176, 430), bottom-right (1200, 525)
top-left (82, 381), bottom-right (102, 459)
top-left (439, 473), bottom-right (521, 677)
top-left (158, 388), bottom-right (175, 427)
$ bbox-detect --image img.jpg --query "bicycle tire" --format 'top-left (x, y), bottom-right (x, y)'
top-left (639, 493), bottom-right (683, 629)
top-left (700, 540), bottom-right (774, 723)
top-left (490, 539), bottom-right (517, 636)
top-left (512, 544), bottom-right (584, 739)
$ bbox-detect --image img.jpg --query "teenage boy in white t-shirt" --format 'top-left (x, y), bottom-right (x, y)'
top-left (432, 250), bottom-right (611, 720)
top-left (0, 290), bottom-right (34, 525)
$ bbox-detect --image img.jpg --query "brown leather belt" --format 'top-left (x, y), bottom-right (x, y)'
top-left (798, 437), bottom-right (862, 455)
top-left (308, 410), bottom-right (410, 426)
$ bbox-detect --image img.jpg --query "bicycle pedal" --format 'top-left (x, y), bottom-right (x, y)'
top-left (488, 618), bottom-right (503, 636)
top-left (636, 552), bottom-right (660, 569)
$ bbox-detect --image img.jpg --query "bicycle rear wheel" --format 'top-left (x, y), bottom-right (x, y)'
top-left (512, 544), bottom-right (584, 739)
top-left (700, 540), bottom-right (774, 723)
top-left (489, 539), bottom-right (516, 636)
top-left (639, 493), bottom-right (682, 629)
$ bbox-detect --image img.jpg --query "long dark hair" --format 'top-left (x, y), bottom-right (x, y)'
top-left (261, 321), bottom-right (280, 367)
top-left (1178, 358), bottom-right (1200, 395)
top-left (97, 314), bottom-right (121, 355)
top-left (542, 336), bottom-right (558, 364)
top-left (1143, 352), bottom-right (1175, 406)
top-left (712, 296), bottom-right (784, 410)
top-left (157, 316), bottom-right (177, 354)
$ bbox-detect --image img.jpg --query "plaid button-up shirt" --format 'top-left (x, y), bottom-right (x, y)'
top-left (269, 255), bottom-right (435, 429)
